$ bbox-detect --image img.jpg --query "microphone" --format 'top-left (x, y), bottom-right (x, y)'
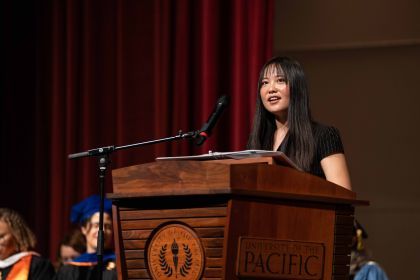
top-left (195, 95), bottom-right (229, 146)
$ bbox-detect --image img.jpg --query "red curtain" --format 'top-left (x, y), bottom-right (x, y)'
top-left (2, 0), bottom-right (273, 259)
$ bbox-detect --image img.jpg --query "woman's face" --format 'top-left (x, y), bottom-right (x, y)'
top-left (81, 212), bottom-right (113, 253)
top-left (0, 220), bottom-right (17, 260)
top-left (260, 65), bottom-right (290, 120)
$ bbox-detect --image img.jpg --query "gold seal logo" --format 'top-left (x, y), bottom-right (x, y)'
top-left (147, 223), bottom-right (205, 280)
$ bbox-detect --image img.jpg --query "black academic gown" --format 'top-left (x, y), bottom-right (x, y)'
top-left (55, 265), bottom-right (116, 280)
top-left (55, 251), bottom-right (117, 280)
top-left (0, 255), bottom-right (55, 280)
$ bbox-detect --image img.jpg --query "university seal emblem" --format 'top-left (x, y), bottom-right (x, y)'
top-left (147, 223), bottom-right (205, 280)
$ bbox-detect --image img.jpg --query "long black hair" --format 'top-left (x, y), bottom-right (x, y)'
top-left (247, 56), bottom-right (315, 171)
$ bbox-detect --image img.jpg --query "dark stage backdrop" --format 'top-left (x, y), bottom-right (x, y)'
top-left (1, 0), bottom-right (273, 259)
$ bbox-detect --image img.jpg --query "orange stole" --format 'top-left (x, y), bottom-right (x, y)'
top-left (5, 255), bottom-right (32, 280)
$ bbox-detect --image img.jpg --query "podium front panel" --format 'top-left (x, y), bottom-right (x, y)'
top-left (112, 196), bottom-right (229, 280)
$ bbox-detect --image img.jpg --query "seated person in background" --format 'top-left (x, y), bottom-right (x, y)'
top-left (350, 220), bottom-right (389, 280)
top-left (0, 208), bottom-right (55, 279)
top-left (55, 195), bottom-right (116, 280)
top-left (55, 228), bottom-right (86, 269)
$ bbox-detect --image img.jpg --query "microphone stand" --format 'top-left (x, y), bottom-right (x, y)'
top-left (68, 130), bottom-right (199, 280)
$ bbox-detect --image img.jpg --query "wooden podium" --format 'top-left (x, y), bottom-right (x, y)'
top-left (109, 157), bottom-right (365, 280)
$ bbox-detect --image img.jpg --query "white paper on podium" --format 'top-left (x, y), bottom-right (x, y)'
top-left (156, 150), bottom-right (300, 170)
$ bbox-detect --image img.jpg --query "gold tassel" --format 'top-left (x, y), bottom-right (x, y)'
top-left (356, 228), bottom-right (364, 251)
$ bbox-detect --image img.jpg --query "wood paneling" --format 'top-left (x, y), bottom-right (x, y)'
top-left (116, 204), bottom-right (227, 279)
top-left (332, 206), bottom-right (354, 280)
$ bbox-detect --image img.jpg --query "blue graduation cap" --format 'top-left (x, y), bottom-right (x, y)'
top-left (71, 194), bottom-right (112, 224)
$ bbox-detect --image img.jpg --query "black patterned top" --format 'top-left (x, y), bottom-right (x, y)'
top-left (278, 122), bottom-right (345, 178)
